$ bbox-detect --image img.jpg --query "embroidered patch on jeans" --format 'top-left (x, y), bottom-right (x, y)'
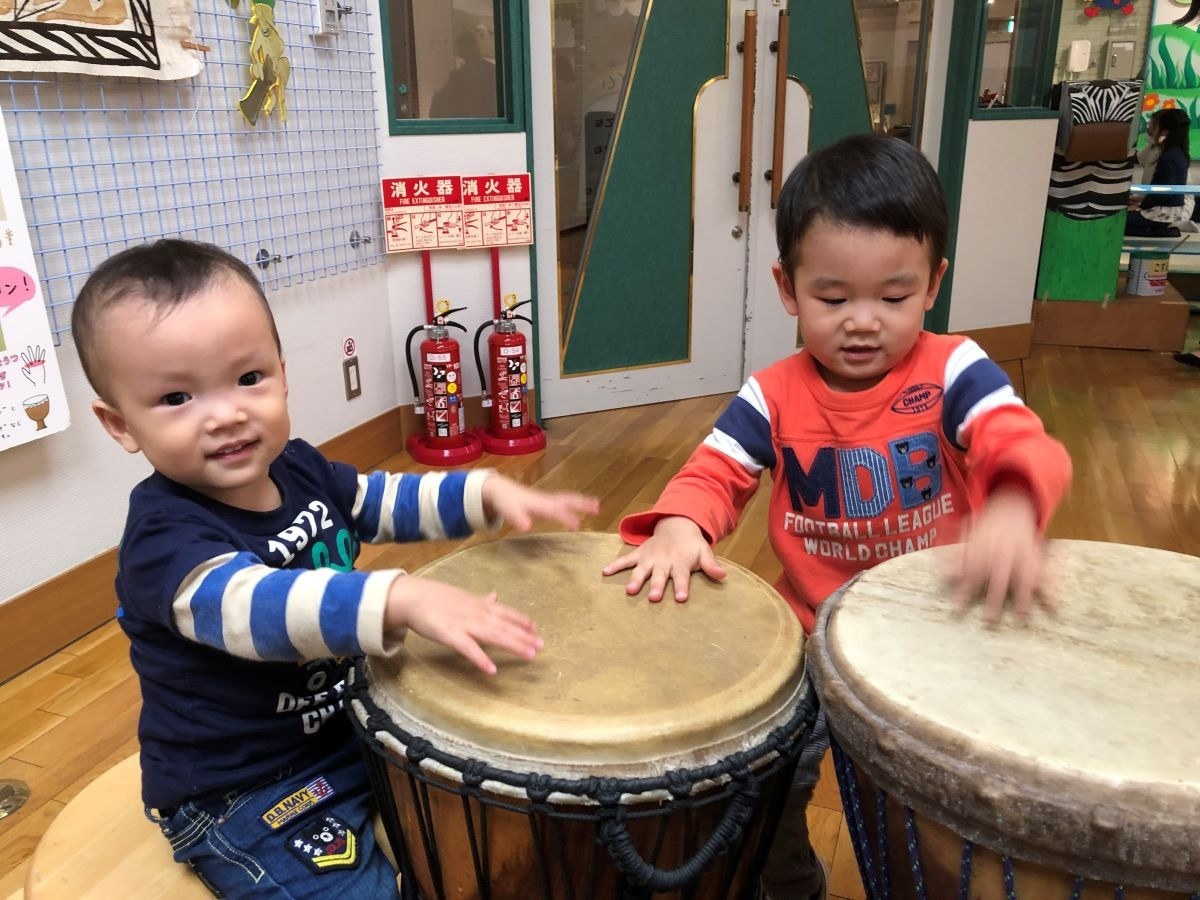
top-left (260, 776), bottom-right (337, 830)
top-left (287, 814), bottom-right (359, 872)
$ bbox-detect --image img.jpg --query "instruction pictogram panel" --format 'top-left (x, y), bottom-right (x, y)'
top-left (381, 174), bottom-right (532, 253)
top-left (381, 176), bottom-right (465, 252)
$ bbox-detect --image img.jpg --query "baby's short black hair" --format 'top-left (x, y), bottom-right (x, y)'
top-left (775, 134), bottom-right (948, 274)
top-left (72, 239), bottom-right (280, 399)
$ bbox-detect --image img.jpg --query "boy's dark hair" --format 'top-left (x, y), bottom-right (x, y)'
top-left (775, 133), bottom-right (948, 273)
top-left (72, 239), bottom-right (280, 398)
top-left (1150, 107), bottom-right (1190, 157)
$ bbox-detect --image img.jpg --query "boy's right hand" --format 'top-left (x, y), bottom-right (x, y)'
top-left (602, 516), bottom-right (726, 602)
top-left (384, 574), bottom-right (542, 675)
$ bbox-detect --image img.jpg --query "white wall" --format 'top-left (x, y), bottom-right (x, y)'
top-left (948, 118), bottom-right (1058, 332)
top-left (0, 5), bottom-right (537, 608)
top-left (858, 7), bottom-right (898, 77)
top-left (1055, 0), bottom-right (1152, 82)
top-left (371, 135), bottom-right (532, 409)
top-left (981, 36), bottom-right (1013, 101)
top-left (920, 0), bottom-right (954, 167)
top-left (856, 1), bottom-right (927, 131)
top-left (368, 19), bottom-right (533, 413)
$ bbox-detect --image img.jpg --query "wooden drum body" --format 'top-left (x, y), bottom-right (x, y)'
top-left (347, 532), bottom-right (817, 899)
top-left (809, 540), bottom-right (1200, 899)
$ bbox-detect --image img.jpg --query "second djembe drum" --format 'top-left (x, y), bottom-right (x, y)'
top-left (347, 532), bottom-right (817, 899)
top-left (809, 539), bottom-right (1200, 899)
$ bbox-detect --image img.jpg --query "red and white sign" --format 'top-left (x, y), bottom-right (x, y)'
top-left (461, 173), bottom-right (533, 248)
top-left (380, 173), bottom-right (532, 253)
top-left (342, 337), bottom-right (356, 358)
top-left (381, 176), bottom-right (465, 252)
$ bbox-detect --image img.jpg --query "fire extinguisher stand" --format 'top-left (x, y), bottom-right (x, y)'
top-left (404, 250), bottom-right (483, 466)
top-left (471, 248), bottom-right (546, 455)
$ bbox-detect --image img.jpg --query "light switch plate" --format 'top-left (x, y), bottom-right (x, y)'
top-left (343, 356), bottom-right (361, 400)
top-left (315, 0), bottom-right (342, 36)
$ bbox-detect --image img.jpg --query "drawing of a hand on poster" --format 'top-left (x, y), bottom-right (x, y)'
top-left (0, 103), bottom-right (69, 451)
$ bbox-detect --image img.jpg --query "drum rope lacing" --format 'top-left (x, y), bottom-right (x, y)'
top-left (833, 741), bottom-right (881, 898)
top-left (902, 806), bottom-right (930, 899)
top-left (348, 659), bottom-right (819, 891)
top-left (833, 742), bottom-right (1198, 900)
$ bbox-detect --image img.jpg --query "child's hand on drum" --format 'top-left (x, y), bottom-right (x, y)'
top-left (951, 485), bottom-right (1053, 625)
top-left (602, 516), bottom-right (727, 602)
top-left (384, 573), bottom-right (543, 675)
top-left (482, 474), bottom-right (600, 532)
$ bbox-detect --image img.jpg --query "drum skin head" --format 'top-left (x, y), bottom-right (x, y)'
top-left (809, 539), bottom-right (1200, 892)
top-left (363, 532), bottom-right (805, 776)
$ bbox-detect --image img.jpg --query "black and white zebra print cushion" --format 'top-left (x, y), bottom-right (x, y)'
top-left (1066, 79), bottom-right (1142, 128)
top-left (1049, 79), bottom-right (1143, 219)
top-left (1048, 155), bottom-right (1137, 220)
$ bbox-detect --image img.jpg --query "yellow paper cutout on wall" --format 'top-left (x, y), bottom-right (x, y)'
top-left (34, 0), bottom-right (127, 26)
top-left (238, 3), bottom-right (290, 125)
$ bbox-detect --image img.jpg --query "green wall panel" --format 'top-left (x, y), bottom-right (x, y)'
top-left (788, 3), bottom-right (871, 151)
top-left (562, 2), bottom-right (725, 375)
top-left (1035, 211), bottom-right (1123, 302)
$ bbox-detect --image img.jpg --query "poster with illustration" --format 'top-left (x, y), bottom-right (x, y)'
top-left (0, 103), bottom-right (69, 451)
top-left (1145, 0), bottom-right (1200, 143)
top-left (0, 0), bottom-right (202, 81)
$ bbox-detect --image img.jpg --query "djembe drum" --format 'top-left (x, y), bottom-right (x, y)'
top-left (808, 540), bottom-right (1200, 899)
top-left (346, 532), bottom-right (817, 899)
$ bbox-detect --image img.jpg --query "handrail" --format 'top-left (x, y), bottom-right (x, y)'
top-left (1129, 183), bottom-right (1200, 194)
top-left (736, 10), bottom-right (757, 212)
top-left (1120, 235), bottom-right (1192, 254)
top-left (769, 9), bottom-right (789, 209)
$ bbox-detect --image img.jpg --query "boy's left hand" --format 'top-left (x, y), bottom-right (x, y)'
top-left (482, 474), bottom-right (600, 532)
top-left (951, 485), bottom-right (1052, 625)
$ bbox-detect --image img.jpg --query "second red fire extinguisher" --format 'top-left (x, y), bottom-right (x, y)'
top-left (472, 293), bottom-right (546, 455)
top-left (405, 299), bottom-right (483, 466)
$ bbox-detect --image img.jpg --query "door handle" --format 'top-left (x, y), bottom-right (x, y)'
top-left (769, 9), bottom-right (789, 209)
top-left (736, 9), bottom-right (757, 212)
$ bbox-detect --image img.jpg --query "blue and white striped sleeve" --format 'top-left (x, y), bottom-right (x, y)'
top-left (350, 468), bottom-right (494, 544)
top-left (941, 339), bottom-right (1024, 450)
top-left (172, 552), bottom-right (401, 661)
top-left (703, 376), bottom-right (776, 473)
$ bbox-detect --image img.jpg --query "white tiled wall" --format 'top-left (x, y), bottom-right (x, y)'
top-left (1054, 4), bottom-right (1154, 83)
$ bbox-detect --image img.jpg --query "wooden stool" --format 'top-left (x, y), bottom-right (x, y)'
top-left (26, 753), bottom-right (399, 898)
top-left (26, 754), bottom-right (208, 898)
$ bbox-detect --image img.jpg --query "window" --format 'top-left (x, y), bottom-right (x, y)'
top-left (380, 0), bottom-right (524, 134)
top-left (552, 0), bottom-right (642, 325)
top-left (978, 0), bottom-right (1062, 111)
top-left (853, 0), bottom-right (936, 143)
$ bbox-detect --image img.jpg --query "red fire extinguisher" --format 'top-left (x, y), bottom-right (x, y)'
top-left (472, 293), bottom-right (546, 455)
top-left (405, 298), bottom-right (483, 466)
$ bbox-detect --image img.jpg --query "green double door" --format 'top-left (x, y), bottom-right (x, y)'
top-left (549, 0), bottom-right (872, 416)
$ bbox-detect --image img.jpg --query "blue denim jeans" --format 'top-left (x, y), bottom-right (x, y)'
top-left (146, 741), bottom-right (399, 899)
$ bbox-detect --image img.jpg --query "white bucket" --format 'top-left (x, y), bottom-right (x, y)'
top-left (1127, 251), bottom-right (1170, 296)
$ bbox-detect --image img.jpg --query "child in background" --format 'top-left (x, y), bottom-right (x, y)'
top-left (604, 135), bottom-right (1072, 899)
top-left (1127, 107), bottom-right (1193, 236)
top-left (71, 239), bottom-right (599, 898)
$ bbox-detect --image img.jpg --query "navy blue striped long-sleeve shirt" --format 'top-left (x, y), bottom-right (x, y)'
top-left (116, 438), bottom-right (493, 810)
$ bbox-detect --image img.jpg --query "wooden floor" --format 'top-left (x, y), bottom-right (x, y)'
top-left (1, 335), bottom-right (1198, 898)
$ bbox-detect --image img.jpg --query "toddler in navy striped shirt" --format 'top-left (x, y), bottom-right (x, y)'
top-left (72, 239), bottom-right (598, 898)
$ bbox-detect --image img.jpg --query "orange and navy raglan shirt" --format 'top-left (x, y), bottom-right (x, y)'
top-left (620, 332), bottom-right (1072, 633)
